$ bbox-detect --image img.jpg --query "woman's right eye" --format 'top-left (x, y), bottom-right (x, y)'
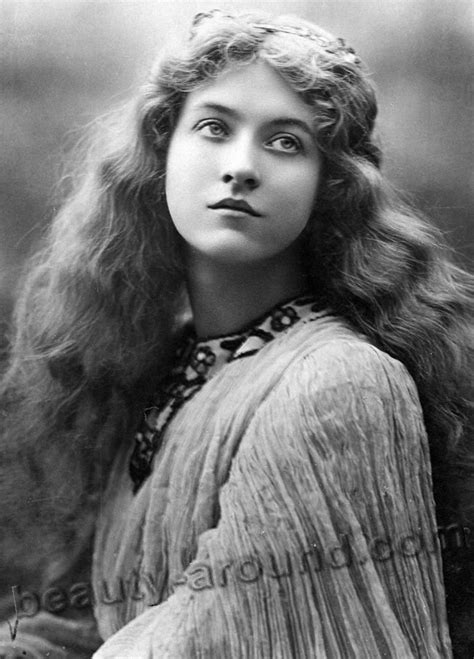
top-left (195, 119), bottom-right (228, 138)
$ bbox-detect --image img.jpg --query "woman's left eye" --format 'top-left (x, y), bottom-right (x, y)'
top-left (267, 135), bottom-right (302, 153)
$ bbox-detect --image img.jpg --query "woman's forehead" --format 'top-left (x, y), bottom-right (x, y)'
top-left (181, 60), bottom-right (315, 126)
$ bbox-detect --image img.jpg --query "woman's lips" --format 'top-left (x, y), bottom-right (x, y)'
top-left (208, 198), bottom-right (261, 217)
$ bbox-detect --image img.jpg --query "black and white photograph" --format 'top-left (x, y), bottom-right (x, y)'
top-left (1, 1), bottom-right (473, 656)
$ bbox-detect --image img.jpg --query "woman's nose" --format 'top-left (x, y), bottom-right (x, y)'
top-left (221, 139), bottom-right (261, 190)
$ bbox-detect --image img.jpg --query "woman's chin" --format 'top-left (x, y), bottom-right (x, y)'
top-left (186, 237), bottom-right (276, 266)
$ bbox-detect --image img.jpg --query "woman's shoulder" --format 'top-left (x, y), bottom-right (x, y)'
top-left (278, 313), bottom-right (417, 401)
top-left (236, 314), bottom-right (427, 460)
top-left (242, 316), bottom-right (427, 464)
top-left (236, 316), bottom-right (430, 498)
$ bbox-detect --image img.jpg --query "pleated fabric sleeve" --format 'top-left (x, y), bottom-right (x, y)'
top-left (93, 339), bottom-right (451, 658)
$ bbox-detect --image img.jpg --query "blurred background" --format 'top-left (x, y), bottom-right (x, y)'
top-left (1, 0), bottom-right (473, 343)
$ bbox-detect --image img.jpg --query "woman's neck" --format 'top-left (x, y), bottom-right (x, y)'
top-left (185, 248), bottom-right (308, 338)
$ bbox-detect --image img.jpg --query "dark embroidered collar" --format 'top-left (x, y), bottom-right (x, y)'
top-left (129, 295), bottom-right (324, 493)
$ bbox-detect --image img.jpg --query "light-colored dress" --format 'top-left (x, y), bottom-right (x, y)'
top-left (90, 297), bottom-right (452, 658)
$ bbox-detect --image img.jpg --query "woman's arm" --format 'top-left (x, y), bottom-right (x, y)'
top-left (94, 341), bottom-right (452, 658)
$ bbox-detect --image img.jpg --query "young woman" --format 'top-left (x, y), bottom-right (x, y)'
top-left (1, 9), bottom-right (472, 658)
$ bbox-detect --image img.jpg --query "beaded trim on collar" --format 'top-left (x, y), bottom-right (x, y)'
top-left (129, 295), bottom-right (325, 493)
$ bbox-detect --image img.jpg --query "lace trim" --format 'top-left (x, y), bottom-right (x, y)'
top-left (129, 295), bottom-right (325, 493)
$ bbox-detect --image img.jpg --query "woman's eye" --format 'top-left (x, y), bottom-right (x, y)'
top-left (267, 135), bottom-right (302, 153)
top-left (195, 120), bottom-right (228, 138)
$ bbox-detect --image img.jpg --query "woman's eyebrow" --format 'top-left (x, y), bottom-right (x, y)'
top-left (190, 102), bottom-right (314, 137)
top-left (266, 118), bottom-right (315, 138)
top-left (190, 102), bottom-right (240, 119)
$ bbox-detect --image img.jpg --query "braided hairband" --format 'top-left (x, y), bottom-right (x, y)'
top-left (191, 10), bottom-right (361, 66)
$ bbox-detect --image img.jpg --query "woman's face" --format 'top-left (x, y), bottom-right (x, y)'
top-left (165, 60), bottom-right (321, 265)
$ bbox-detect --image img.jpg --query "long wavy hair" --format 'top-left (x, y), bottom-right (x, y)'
top-left (1, 10), bottom-right (473, 533)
